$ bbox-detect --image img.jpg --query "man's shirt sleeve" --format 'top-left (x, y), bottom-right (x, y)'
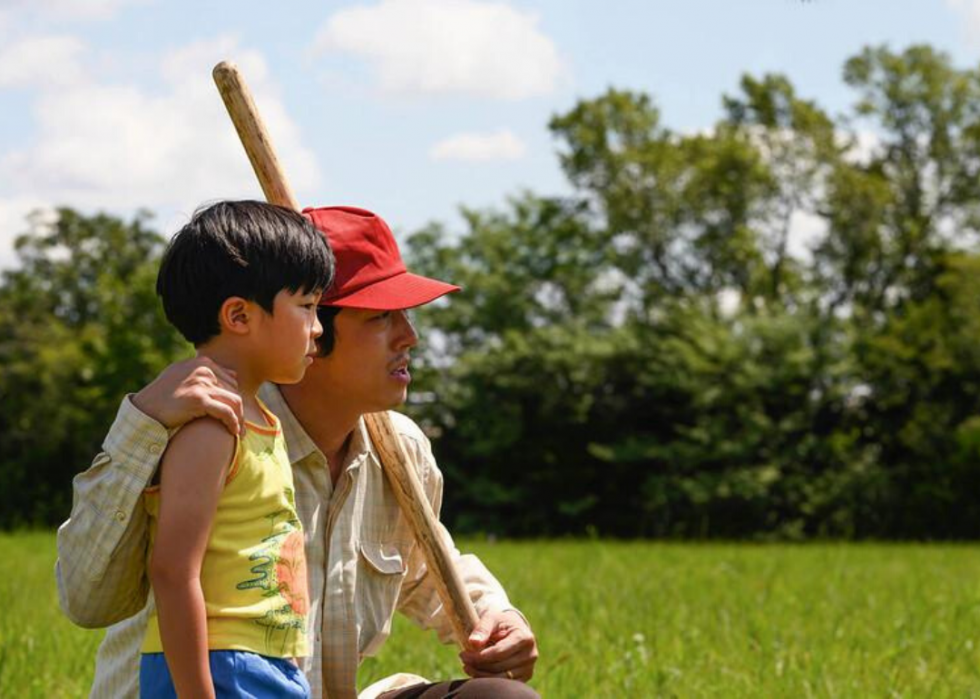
top-left (394, 429), bottom-right (519, 643)
top-left (55, 396), bottom-right (167, 628)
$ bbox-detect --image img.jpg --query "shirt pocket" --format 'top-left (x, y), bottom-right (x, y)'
top-left (356, 541), bottom-right (407, 657)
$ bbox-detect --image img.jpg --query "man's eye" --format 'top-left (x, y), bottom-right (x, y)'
top-left (374, 311), bottom-right (391, 320)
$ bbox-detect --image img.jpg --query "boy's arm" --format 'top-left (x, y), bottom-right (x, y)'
top-left (55, 358), bottom-right (242, 628)
top-left (150, 417), bottom-right (235, 699)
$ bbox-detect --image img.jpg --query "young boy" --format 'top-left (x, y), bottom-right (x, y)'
top-left (139, 200), bottom-right (333, 698)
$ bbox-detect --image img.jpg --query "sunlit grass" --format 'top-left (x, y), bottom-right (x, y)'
top-left (4, 533), bottom-right (980, 697)
top-left (0, 531), bottom-right (103, 697)
top-left (363, 541), bottom-right (980, 696)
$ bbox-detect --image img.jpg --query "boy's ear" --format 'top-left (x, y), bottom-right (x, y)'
top-left (218, 297), bottom-right (253, 335)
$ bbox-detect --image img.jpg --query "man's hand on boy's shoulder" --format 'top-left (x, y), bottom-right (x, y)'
top-left (132, 357), bottom-right (244, 435)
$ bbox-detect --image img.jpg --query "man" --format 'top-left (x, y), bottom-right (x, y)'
top-left (56, 205), bottom-right (539, 699)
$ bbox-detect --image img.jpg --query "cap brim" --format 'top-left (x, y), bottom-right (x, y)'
top-left (321, 271), bottom-right (460, 310)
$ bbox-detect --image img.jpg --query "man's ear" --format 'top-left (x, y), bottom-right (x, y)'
top-left (218, 297), bottom-right (252, 335)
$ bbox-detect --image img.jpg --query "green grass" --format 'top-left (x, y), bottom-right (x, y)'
top-left (4, 533), bottom-right (980, 697)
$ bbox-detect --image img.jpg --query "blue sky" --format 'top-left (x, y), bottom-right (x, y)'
top-left (0, 0), bottom-right (975, 269)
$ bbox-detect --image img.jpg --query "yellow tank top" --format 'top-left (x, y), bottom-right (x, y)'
top-left (142, 403), bottom-right (310, 659)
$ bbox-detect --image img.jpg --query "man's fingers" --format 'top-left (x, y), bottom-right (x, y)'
top-left (458, 615), bottom-right (538, 682)
top-left (183, 364), bottom-right (243, 420)
top-left (460, 631), bottom-right (533, 666)
top-left (468, 610), bottom-right (498, 649)
top-left (209, 387), bottom-right (244, 420)
top-left (135, 357), bottom-right (242, 430)
top-left (196, 360), bottom-right (238, 390)
top-left (185, 356), bottom-right (238, 390)
top-left (184, 359), bottom-right (243, 435)
top-left (202, 396), bottom-right (242, 436)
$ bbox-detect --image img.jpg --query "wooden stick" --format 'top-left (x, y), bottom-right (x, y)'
top-left (362, 411), bottom-right (480, 647)
top-left (212, 62), bottom-right (300, 211)
top-left (212, 60), bottom-right (480, 649)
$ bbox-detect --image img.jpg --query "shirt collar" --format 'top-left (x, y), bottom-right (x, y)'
top-left (349, 415), bottom-right (381, 472)
top-left (258, 382), bottom-right (379, 473)
top-left (258, 383), bottom-right (320, 466)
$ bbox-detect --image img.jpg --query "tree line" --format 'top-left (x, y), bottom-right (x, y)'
top-left (3, 45), bottom-right (980, 537)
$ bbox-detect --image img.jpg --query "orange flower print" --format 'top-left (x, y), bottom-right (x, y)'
top-left (276, 529), bottom-right (309, 616)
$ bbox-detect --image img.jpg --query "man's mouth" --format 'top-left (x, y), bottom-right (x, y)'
top-left (389, 357), bottom-right (411, 381)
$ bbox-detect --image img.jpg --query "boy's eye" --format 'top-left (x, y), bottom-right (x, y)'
top-left (373, 311), bottom-right (391, 321)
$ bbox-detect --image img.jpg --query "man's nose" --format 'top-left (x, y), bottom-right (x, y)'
top-left (311, 309), bottom-right (323, 339)
top-left (393, 309), bottom-right (418, 349)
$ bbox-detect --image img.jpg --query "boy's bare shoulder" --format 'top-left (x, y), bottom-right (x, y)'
top-left (165, 417), bottom-right (236, 469)
top-left (171, 416), bottom-right (235, 442)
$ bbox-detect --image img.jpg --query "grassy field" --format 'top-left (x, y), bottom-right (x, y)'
top-left (3, 533), bottom-right (980, 697)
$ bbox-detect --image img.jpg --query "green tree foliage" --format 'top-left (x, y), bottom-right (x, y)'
top-left (4, 44), bottom-right (980, 539)
top-left (404, 44), bottom-right (980, 538)
top-left (0, 209), bottom-right (187, 526)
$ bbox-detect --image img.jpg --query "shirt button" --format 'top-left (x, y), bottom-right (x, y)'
top-left (114, 510), bottom-right (127, 522)
top-left (148, 443), bottom-right (162, 455)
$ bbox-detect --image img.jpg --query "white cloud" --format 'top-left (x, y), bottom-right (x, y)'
top-left (0, 35), bottom-right (322, 269)
top-left (0, 34), bottom-right (86, 87)
top-left (429, 129), bottom-right (525, 162)
top-left (0, 197), bottom-right (52, 270)
top-left (840, 129), bottom-right (882, 165)
top-left (717, 287), bottom-right (741, 318)
top-left (786, 209), bottom-right (827, 262)
top-left (948, 0), bottom-right (980, 45)
top-left (0, 0), bottom-right (146, 22)
top-left (313, 0), bottom-right (564, 100)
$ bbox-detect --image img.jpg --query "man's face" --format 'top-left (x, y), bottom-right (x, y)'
top-left (301, 307), bottom-right (418, 413)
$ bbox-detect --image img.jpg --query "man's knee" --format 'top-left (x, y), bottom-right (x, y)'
top-left (381, 677), bottom-right (540, 699)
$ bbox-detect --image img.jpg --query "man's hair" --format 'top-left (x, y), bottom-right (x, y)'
top-left (157, 200), bottom-right (334, 345)
top-left (315, 305), bottom-right (343, 357)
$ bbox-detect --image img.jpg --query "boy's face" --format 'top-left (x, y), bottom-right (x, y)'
top-left (252, 289), bottom-right (323, 385)
top-left (302, 307), bottom-right (418, 413)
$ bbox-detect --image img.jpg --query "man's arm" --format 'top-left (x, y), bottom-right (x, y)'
top-left (151, 418), bottom-right (233, 698)
top-left (393, 422), bottom-right (538, 682)
top-left (55, 357), bottom-right (242, 628)
top-left (55, 397), bottom-right (166, 627)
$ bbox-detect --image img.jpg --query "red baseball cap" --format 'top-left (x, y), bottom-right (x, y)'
top-left (303, 205), bottom-right (459, 309)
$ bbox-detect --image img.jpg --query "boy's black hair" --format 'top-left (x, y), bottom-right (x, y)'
top-left (157, 200), bottom-right (335, 345)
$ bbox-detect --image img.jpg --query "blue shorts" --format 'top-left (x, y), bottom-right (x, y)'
top-left (140, 650), bottom-right (310, 698)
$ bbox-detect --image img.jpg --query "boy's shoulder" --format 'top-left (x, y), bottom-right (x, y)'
top-left (172, 415), bottom-right (236, 442)
top-left (166, 417), bottom-right (237, 469)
